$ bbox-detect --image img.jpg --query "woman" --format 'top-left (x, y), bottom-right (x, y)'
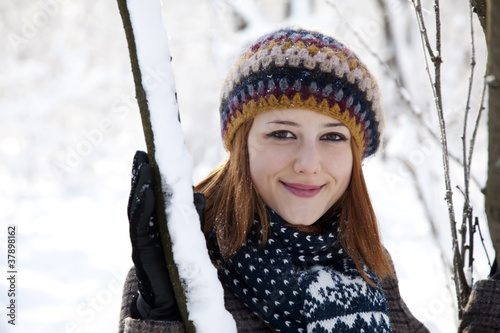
top-left (119, 28), bottom-right (499, 332)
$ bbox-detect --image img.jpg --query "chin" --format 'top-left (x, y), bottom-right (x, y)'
top-left (281, 212), bottom-right (320, 226)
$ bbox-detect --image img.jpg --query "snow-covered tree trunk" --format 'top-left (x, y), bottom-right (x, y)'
top-left (486, 0), bottom-right (500, 272)
top-left (116, 0), bottom-right (237, 332)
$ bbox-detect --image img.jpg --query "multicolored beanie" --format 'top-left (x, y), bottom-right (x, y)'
top-left (219, 28), bottom-right (385, 158)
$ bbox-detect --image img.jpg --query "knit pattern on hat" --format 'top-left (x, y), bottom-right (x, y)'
top-left (219, 28), bottom-right (384, 158)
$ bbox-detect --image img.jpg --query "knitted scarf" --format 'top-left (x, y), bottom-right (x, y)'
top-left (210, 209), bottom-right (391, 333)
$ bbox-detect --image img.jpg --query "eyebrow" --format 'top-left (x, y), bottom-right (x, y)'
top-left (268, 120), bottom-right (347, 128)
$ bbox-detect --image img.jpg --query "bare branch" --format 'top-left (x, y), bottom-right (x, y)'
top-left (412, 0), bottom-right (459, 261)
top-left (411, 0), bottom-right (472, 315)
top-left (461, 2), bottom-right (478, 286)
top-left (475, 217), bottom-right (493, 267)
top-left (328, 0), bottom-right (482, 193)
top-left (413, 0), bottom-right (438, 61)
top-left (468, 77), bottom-right (487, 174)
top-left (486, 0), bottom-right (500, 272)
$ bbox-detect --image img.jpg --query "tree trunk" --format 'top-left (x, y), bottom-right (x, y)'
top-left (472, 0), bottom-right (487, 32)
top-left (116, 0), bottom-right (194, 330)
top-left (486, 0), bottom-right (500, 271)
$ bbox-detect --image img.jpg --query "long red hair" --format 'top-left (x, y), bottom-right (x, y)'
top-left (195, 119), bottom-right (394, 282)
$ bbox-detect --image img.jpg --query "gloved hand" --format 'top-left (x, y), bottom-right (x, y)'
top-left (127, 151), bottom-right (207, 320)
top-left (128, 150), bottom-right (179, 320)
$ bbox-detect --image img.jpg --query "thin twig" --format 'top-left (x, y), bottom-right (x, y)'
top-left (412, 1), bottom-right (438, 99)
top-left (462, 2), bottom-right (477, 285)
top-left (327, 0), bottom-right (482, 191)
top-left (411, 0), bottom-right (472, 315)
top-left (414, 0), bottom-right (437, 61)
top-left (475, 217), bottom-right (492, 267)
top-left (413, 0), bottom-right (459, 263)
top-left (468, 77), bottom-right (487, 174)
top-left (464, 76), bottom-right (488, 280)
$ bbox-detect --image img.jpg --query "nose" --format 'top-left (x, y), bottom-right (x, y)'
top-left (293, 141), bottom-right (321, 175)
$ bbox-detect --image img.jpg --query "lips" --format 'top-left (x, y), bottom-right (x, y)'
top-left (281, 182), bottom-right (324, 198)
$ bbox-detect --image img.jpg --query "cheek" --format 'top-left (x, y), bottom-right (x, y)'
top-left (249, 159), bottom-right (263, 189)
top-left (249, 156), bottom-right (274, 209)
top-left (248, 144), bottom-right (289, 203)
top-left (249, 140), bottom-right (286, 178)
top-left (248, 140), bottom-right (263, 178)
top-left (341, 151), bottom-right (353, 179)
top-left (327, 149), bottom-right (353, 184)
top-left (343, 156), bottom-right (353, 185)
top-left (249, 149), bottom-right (277, 186)
top-left (248, 141), bottom-right (268, 194)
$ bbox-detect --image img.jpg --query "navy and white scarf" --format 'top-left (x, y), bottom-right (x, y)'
top-left (211, 209), bottom-right (391, 332)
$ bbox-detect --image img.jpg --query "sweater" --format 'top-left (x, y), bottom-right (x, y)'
top-left (119, 264), bottom-right (436, 333)
top-left (119, 265), bottom-right (500, 332)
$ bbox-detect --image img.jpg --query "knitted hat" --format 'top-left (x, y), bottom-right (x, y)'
top-left (219, 28), bottom-right (384, 158)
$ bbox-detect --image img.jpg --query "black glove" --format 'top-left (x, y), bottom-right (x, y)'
top-left (128, 151), bottom-right (176, 320)
top-left (127, 151), bottom-right (206, 320)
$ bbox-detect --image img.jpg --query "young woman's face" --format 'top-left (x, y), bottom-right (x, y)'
top-left (248, 109), bottom-right (353, 226)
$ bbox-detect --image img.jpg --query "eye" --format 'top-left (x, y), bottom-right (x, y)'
top-left (267, 130), bottom-right (295, 139)
top-left (321, 132), bottom-right (347, 142)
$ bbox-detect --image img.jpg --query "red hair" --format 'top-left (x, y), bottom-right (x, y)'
top-left (338, 139), bottom-right (394, 282)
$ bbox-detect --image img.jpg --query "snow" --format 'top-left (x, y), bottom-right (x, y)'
top-left (125, 0), bottom-right (236, 331)
top-left (0, 0), bottom-right (493, 332)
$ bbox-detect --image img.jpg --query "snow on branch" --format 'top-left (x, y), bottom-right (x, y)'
top-left (117, 0), bottom-right (237, 331)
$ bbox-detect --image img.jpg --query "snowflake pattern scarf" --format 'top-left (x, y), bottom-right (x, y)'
top-left (211, 209), bottom-right (392, 333)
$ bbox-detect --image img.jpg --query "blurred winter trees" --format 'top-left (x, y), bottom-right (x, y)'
top-left (171, 0), bottom-right (494, 322)
top-left (1, 0), bottom-right (494, 331)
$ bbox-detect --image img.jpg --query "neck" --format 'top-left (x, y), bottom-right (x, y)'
top-left (268, 204), bottom-right (341, 235)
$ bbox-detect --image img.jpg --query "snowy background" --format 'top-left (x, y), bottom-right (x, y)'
top-left (0, 0), bottom-right (493, 332)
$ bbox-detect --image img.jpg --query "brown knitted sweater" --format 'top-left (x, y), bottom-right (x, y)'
top-left (119, 264), bottom-right (500, 332)
top-left (119, 265), bottom-right (454, 333)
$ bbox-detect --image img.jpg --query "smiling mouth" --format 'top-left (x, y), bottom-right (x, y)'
top-left (281, 182), bottom-right (324, 198)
